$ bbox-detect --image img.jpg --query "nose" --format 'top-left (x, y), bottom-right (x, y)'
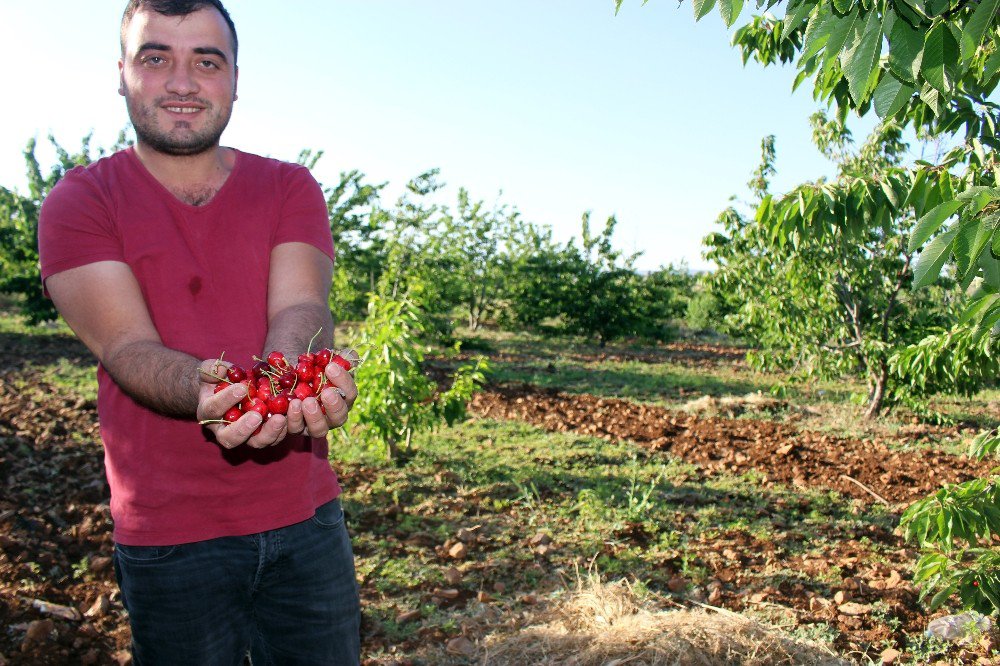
top-left (165, 62), bottom-right (199, 97)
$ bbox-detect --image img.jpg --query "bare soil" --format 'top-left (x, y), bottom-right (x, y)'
top-left (470, 383), bottom-right (993, 507)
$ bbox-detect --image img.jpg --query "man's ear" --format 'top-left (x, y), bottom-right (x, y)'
top-left (233, 65), bottom-right (239, 101)
top-left (118, 60), bottom-right (125, 96)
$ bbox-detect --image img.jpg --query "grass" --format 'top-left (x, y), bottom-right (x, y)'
top-left (334, 416), bottom-right (905, 662)
top-left (489, 357), bottom-right (770, 406)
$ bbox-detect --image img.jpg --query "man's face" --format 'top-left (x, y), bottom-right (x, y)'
top-left (119, 7), bottom-right (238, 157)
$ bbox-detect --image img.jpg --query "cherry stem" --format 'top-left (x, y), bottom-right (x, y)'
top-left (307, 327), bottom-right (324, 354)
top-left (199, 367), bottom-right (230, 383)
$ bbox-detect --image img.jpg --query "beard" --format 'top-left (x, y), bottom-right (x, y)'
top-left (125, 93), bottom-right (232, 156)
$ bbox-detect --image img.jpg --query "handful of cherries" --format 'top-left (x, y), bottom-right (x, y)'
top-left (208, 347), bottom-right (355, 426)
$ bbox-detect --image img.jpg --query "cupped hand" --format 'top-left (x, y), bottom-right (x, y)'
top-left (195, 358), bottom-right (288, 449)
top-left (285, 350), bottom-right (359, 439)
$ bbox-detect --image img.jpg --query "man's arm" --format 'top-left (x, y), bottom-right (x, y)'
top-left (45, 261), bottom-right (284, 448)
top-left (266, 242), bottom-right (357, 438)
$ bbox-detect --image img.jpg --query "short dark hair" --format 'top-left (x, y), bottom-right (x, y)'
top-left (120, 0), bottom-right (238, 63)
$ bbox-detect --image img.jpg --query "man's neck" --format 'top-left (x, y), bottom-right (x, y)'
top-left (133, 143), bottom-right (236, 206)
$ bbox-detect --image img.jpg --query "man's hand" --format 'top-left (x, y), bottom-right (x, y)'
top-left (196, 359), bottom-right (289, 449)
top-left (285, 350), bottom-right (359, 439)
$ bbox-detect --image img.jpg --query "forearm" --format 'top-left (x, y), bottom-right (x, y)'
top-left (102, 340), bottom-right (202, 418)
top-left (263, 302), bottom-right (336, 362)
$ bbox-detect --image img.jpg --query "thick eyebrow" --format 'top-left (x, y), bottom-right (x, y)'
top-left (137, 41), bottom-right (171, 54)
top-left (194, 46), bottom-right (229, 64)
top-left (136, 42), bottom-right (229, 64)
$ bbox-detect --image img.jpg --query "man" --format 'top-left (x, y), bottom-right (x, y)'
top-left (37, 1), bottom-right (361, 663)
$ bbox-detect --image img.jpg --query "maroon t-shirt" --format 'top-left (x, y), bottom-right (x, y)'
top-left (38, 147), bottom-right (341, 545)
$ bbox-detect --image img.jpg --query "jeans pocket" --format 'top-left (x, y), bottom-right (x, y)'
top-left (114, 543), bottom-right (179, 563)
top-left (309, 498), bottom-right (345, 530)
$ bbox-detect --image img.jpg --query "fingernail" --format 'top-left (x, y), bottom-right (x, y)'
top-left (304, 400), bottom-right (319, 414)
top-left (248, 413), bottom-right (262, 426)
top-left (232, 385), bottom-right (247, 399)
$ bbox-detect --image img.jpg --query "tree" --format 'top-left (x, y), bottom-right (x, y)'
top-left (708, 120), bottom-right (960, 416)
top-left (343, 291), bottom-right (488, 461)
top-left (558, 213), bottom-right (649, 347)
top-left (441, 189), bottom-right (521, 331)
top-left (499, 221), bottom-right (575, 330)
top-left (1, 132), bottom-right (130, 324)
top-left (325, 168), bottom-right (387, 322)
top-left (618, 0), bottom-right (1000, 614)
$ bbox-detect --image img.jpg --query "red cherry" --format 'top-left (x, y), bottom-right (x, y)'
top-left (214, 382), bottom-right (229, 394)
top-left (293, 383), bottom-right (313, 401)
top-left (267, 394), bottom-right (290, 415)
top-left (248, 398), bottom-right (269, 419)
top-left (257, 379), bottom-right (273, 401)
top-left (315, 349), bottom-right (332, 367)
top-left (252, 361), bottom-right (270, 380)
top-left (223, 407), bottom-right (243, 423)
top-left (227, 365), bottom-right (247, 383)
top-left (278, 370), bottom-right (296, 389)
top-left (295, 361), bottom-right (312, 382)
top-left (298, 352), bottom-right (315, 365)
top-left (243, 380), bottom-right (257, 400)
top-left (267, 351), bottom-right (289, 371)
top-left (331, 354), bottom-right (352, 371)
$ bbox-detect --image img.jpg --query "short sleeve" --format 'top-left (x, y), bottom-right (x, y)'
top-left (38, 168), bottom-right (124, 287)
top-left (273, 165), bottom-right (335, 262)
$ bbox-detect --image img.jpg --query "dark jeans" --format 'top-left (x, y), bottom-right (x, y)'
top-left (113, 498), bottom-right (360, 666)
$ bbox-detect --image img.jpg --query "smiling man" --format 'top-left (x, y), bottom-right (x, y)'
top-left (36, 1), bottom-right (361, 664)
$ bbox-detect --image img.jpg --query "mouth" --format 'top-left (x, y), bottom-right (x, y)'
top-left (163, 106), bottom-right (203, 115)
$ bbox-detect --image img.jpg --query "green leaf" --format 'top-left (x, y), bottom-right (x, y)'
top-left (961, 0), bottom-right (999, 61)
top-left (903, 167), bottom-right (929, 210)
top-left (959, 293), bottom-right (1000, 326)
top-left (802, 5), bottom-right (837, 60)
top-left (888, 13), bottom-right (925, 83)
top-left (823, 6), bottom-right (861, 71)
top-left (985, 48), bottom-right (1000, 82)
top-left (969, 216), bottom-right (1000, 268)
top-left (693, 0), bottom-right (718, 21)
top-left (909, 199), bottom-right (965, 252)
top-left (833, 0), bottom-right (853, 14)
top-left (840, 9), bottom-right (884, 103)
top-left (953, 216), bottom-right (993, 284)
top-left (782, 0), bottom-right (816, 40)
top-left (919, 81), bottom-right (944, 115)
top-left (719, 0), bottom-right (745, 27)
top-left (913, 226), bottom-right (958, 288)
top-left (791, 66), bottom-right (812, 91)
top-left (879, 176), bottom-right (901, 207)
top-left (981, 250), bottom-right (1000, 288)
top-left (922, 21), bottom-right (960, 93)
top-left (873, 72), bottom-right (915, 118)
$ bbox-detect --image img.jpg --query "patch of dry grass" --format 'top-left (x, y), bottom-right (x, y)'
top-left (480, 575), bottom-right (848, 666)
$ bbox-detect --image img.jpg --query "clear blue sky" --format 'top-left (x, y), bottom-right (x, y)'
top-left (2, 1), bottom-right (886, 272)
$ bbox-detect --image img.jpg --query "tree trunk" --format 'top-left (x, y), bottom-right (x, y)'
top-left (865, 363), bottom-right (888, 420)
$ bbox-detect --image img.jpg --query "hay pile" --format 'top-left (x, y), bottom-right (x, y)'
top-left (683, 392), bottom-right (785, 418)
top-left (480, 577), bottom-right (847, 666)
